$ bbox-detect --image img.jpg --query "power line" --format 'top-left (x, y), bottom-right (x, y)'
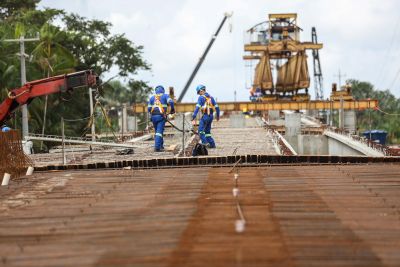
top-left (387, 66), bottom-right (400, 91)
top-left (375, 106), bottom-right (400, 116)
top-left (377, 15), bottom-right (400, 88)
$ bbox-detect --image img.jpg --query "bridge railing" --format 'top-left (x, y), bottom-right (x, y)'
top-left (260, 117), bottom-right (297, 156)
top-left (325, 127), bottom-right (396, 156)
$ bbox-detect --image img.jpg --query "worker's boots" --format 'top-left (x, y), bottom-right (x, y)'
top-left (205, 143), bottom-right (216, 149)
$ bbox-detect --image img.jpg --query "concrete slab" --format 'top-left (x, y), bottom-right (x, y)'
top-left (208, 117), bottom-right (278, 156)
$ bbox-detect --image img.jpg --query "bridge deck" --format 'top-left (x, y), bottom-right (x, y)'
top-left (1, 164), bottom-right (400, 266)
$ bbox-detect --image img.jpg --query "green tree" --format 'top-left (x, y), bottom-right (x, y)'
top-left (101, 79), bottom-right (152, 106)
top-left (350, 79), bottom-right (400, 144)
top-left (0, 1), bottom-right (151, 150)
top-left (0, 0), bottom-right (39, 21)
top-left (31, 22), bottom-right (76, 148)
top-left (61, 14), bottom-right (150, 77)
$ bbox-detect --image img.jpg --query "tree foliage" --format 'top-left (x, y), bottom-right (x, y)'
top-left (0, 0), bottom-right (150, 150)
top-left (0, 0), bottom-right (39, 20)
top-left (350, 79), bottom-right (400, 144)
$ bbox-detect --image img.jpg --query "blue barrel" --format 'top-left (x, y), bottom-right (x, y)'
top-left (363, 130), bottom-right (388, 145)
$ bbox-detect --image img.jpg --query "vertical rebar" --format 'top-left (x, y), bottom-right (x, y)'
top-left (89, 87), bottom-right (95, 141)
top-left (369, 103), bottom-right (372, 141)
top-left (145, 111), bottom-right (149, 131)
top-left (61, 117), bottom-right (66, 165)
top-left (182, 113), bottom-right (185, 156)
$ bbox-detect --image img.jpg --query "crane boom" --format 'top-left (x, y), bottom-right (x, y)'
top-left (177, 13), bottom-right (232, 102)
top-left (0, 70), bottom-right (98, 125)
top-left (312, 27), bottom-right (324, 100)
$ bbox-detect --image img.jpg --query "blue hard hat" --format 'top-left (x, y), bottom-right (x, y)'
top-left (1, 125), bottom-right (10, 132)
top-left (155, 85), bottom-right (165, 94)
top-left (196, 84), bottom-right (206, 93)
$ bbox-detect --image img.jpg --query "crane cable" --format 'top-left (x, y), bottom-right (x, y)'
top-left (84, 98), bottom-right (117, 139)
top-left (81, 76), bottom-right (120, 139)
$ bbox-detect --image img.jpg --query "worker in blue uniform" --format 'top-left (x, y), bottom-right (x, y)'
top-left (191, 85), bottom-right (220, 148)
top-left (148, 85), bottom-right (175, 152)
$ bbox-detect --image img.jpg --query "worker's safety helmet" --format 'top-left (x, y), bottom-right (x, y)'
top-left (155, 85), bottom-right (165, 94)
top-left (196, 84), bottom-right (206, 94)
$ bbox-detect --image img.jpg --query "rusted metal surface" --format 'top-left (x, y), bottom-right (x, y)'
top-left (0, 169), bottom-right (208, 266)
top-left (0, 130), bottom-right (32, 179)
top-left (1, 164), bottom-right (400, 266)
top-left (32, 154), bottom-right (400, 172)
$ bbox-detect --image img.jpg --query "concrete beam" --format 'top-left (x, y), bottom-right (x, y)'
top-left (133, 100), bottom-right (378, 113)
top-left (324, 130), bottom-right (384, 157)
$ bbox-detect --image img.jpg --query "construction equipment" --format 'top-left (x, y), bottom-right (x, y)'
top-left (0, 70), bottom-right (98, 125)
top-left (244, 13), bottom-right (323, 101)
top-left (311, 27), bottom-right (324, 100)
top-left (177, 12), bottom-right (232, 102)
top-left (330, 83), bottom-right (353, 100)
top-left (133, 99), bottom-right (378, 113)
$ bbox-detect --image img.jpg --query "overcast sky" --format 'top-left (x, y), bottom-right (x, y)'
top-left (40, 0), bottom-right (400, 102)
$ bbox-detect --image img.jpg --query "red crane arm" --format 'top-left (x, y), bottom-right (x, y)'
top-left (0, 70), bottom-right (98, 125)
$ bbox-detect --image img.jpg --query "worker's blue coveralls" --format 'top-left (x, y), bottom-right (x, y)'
top-left (148, 94), bottom-right (174, 150)
top-left (192, 93), bottom-right (220, 148)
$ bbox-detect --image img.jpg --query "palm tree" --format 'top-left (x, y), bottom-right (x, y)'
top-left (31, 22), bottom-right (75, 148)
top-left (0, 60), bottom-right (17, 97)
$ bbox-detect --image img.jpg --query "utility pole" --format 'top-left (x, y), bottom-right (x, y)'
top-left (334, 69), bottom-right (347, 88)
top-left (4, 35), bottom-right (40, 139)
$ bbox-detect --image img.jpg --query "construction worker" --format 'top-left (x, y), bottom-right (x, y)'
top-left (148, 85), bottom-right (175, 152)
top-left (191, 85), bottom-right (220, 148)
top-left (1, 125), bottom-right (11, 132)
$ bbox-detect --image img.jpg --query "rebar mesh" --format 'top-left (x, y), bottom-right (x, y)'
top-left (0, 130), bottom-right (32, 179)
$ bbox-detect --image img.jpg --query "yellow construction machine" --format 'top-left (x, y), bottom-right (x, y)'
top-left (330, 83), bottom-right (354, 101)
top-left (244, 13), bottom-right (323, 102)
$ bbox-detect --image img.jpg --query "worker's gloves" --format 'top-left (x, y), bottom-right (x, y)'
top-left (191, 119), bottom-right (196, 126)
top-left (167, 114), bottom-right (175, 120)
